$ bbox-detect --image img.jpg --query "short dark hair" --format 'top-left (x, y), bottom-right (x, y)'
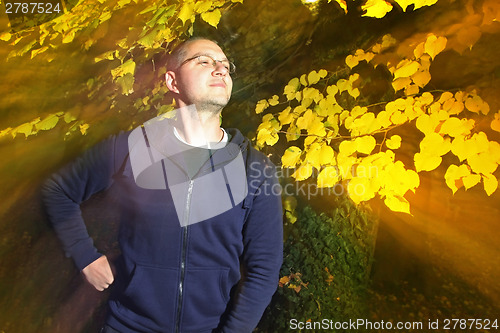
top-left (166, 37), bottom-right (219, 71)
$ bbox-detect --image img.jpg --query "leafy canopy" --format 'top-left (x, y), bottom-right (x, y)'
top-left (255, 13), bottom-right (500, 215)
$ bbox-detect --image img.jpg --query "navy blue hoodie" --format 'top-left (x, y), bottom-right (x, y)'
top-left (42, 124), bottom-right (283, 333)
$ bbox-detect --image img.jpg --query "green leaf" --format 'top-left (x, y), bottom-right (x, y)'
top-left (35, 114), bottom-right (60, 131)
top-left (115, 73), bottom-right (135, 95)
top-left (111, 59), bottom-right (136, 79)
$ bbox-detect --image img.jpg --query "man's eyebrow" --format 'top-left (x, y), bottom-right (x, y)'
top-left (190, 53), bottom-right (229, 61)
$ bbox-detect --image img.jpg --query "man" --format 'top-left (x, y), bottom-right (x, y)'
top-left (42, 37), bottom-right (283, 333)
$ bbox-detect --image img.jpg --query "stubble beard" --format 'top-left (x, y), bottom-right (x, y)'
top-left (195, 95), bottom-right (230, 117)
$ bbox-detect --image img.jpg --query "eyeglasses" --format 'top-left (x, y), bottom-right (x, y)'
top-left (180, 54), bottom-right (236, 74)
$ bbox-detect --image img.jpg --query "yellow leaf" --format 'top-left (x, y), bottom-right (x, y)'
top-left (300, 74), bottom-right (308, 86)
top-left (99, 11), bottom-right (112, 22)
top-left (420, 133), bottom-right (450, 156)
top-left (439, 117), bottom-right (472, 137)
top-left (348, 177), bottom-right (376, 204)
top-left (304, 135), bottom-right (317, 147)
top-left (465, 94), bottom-right (490, 115)
top-left (305, 143), bottom-right (322, 169)
top-left (296, 109), bottom-right (314, 130)
top-left (307, 70), bottom-right (321, 85)
top-left (255, 99), bottom-right (269, 114)
top-left (355, 136), bottom-right (376, 155)
top-left (390, 111), bottom-right (408, 125)
top-left (483, 174), bottom-right (498, 196)
top-left (445, 164), bottom-right (469, 194)
top-left (414, 152), bottom-right (442, 172)
top-left (334, 0), bottom-right (348, 13)
top-left (282, 146), bottom-right (302, 168)
top-left (62, 30), bottom-right (76, 44)
top-left (411, 70), bottom-right (431, 87)
top-left (302, 87), bottom-right (321, 102)
top-left (31, 46), bottom-right (49, 59)
top-left (339, 140), bottom-right (356, 157)
top-left (307, 118), bottom-right (326, 137)
top-left (416, 114), bottom-right (439, 135)
top-left (377, 111), bottom-right (392, 128)
top-left (111, 59), bottom-right (136, 79)
top-left (278, 107), bottom-right (294, 125)
top-left (405, 84), bottom-right (420, 96)
top-left (413, 0), bottom-right (438, 10)
top-left (346, 55), bottom-right (359, 69)
top-left (286, 125), bottom-right (301, 142)
top-left (351, 106), bottom-right (367, 119)
top-left (194, 0), bottom-right (212, 13)
top-left (284, 78), bottom-right (300, 101)
top-left (178, 2), bottom-right (195, 24)
top-left (362, 0), bottom-right (393, 18)
top-left (491, 111), bottom-right (500, 132)
top-left (419, 92), bottom-right (434, 105)
top-left (327, 84), bottom-right (339, 97)
top-left (337, 79), bottom-right (349, 92)
top-left (201, 8), bottom-right (221, 28)
top-left (487, 140), bottom-right (500, 162)
top-left (0, 32), bottom-right (11, 42)
top-left (320, 144), bottom-right (335, 165)
top-left (384, 195), bottom-right (411, 214)
top-left (392, 77), bottom-right (412, 91)
top-left (394, 60), bottom-right (420, 79)
top-left (468, 152), bottom-right (498, 175)
top-left (351, 112), bottom-right (379, 136)
top-left (448, 101), bottom-right (465, 115)
top-left (292, 164), bottom-right (313, 181)
top-left (462, 173), bottom-right (481, 190)
top-left (424, 34), bottom-right (447, 60)
top-left (349, 87), bottom-right (360, 99)
top-left (268, 95), bottom-right (280, 106)
top-left (317, 166), bottom-right (340, 188)
top-left (279, 276), bottom-right (290, 286)
top-left (257, 128), bottom-right (279, 146)
top-left (95, 51), bottom-right (116, 63)
top-left (386, 135), bottom-right (402, 149)
top-left (414, 41), bottom-right (425, 59)
top-left (80, 123), bottom-right (90, 135)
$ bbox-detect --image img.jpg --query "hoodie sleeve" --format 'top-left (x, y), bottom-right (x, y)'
top-left (221, 155), bottom-right (283, 333)
top-left (41, 135), bottom-right (122, 271)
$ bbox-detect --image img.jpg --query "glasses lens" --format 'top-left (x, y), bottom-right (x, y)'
top-left (196, 55), bottom-right (235, 74)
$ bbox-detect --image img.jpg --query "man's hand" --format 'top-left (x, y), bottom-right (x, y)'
top-left (82, 255), bottom-right (114, 291)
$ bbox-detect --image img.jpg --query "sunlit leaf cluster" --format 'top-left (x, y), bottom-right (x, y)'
top-left (255, 32), bottom-right (500, 214)
top-left (331, 0), bottom-right (438, 18)
top-left (0, 0), bottom-right (242, 139)
top-left (0, 112), bottom-right (89, 139)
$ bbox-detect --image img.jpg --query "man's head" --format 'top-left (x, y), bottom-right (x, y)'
top-left (165, 38), bottom-right (234, 116)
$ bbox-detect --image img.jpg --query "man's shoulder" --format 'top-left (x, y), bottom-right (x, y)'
top-left (226, 127), bottom-right (277, 172)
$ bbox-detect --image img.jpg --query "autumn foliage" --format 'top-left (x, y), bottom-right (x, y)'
top-left (255, 1), bottom-right (500, 215)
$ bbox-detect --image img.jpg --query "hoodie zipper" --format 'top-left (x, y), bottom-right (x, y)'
top-left (175, 179), bottom-right (194, 333)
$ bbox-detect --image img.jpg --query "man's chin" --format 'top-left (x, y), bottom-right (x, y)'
top-left (197, 99), bottom-right (230, 114)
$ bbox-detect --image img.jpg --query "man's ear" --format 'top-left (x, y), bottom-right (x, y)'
top-left (165, 71), bottom-right (180, 94)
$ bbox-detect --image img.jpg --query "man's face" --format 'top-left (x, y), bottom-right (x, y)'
top-left (168, 40), bottom-right (233, 114)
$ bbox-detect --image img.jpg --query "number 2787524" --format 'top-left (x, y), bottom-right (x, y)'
top-left (5, 2), bottom-right (61, 14)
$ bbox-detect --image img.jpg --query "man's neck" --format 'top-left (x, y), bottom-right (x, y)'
top-left (173, 105), bottom-right (223, 146)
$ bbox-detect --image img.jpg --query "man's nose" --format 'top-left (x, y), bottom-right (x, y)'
top-left (213, 61), bottom-right (229, 76)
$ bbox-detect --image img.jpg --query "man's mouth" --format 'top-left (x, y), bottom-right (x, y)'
top-left (209, 81), bottom-right (226, 88)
